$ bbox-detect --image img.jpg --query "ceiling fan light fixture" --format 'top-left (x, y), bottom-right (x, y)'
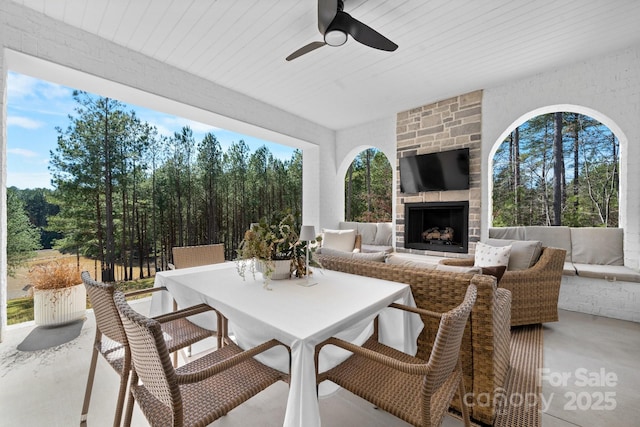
top-left (325, 29), bottom-right (347, 46)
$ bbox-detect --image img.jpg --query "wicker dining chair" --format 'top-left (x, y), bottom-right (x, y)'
top-left (113, 289), bottom-right (288, 427)
top-left (170, 243), bottom-right (225, 269)
top-left (80, 272), bottom-right (220, 427)
top-left (316, 284), bottom-right (477, 427)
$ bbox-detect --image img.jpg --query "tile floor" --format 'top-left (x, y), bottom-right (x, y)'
top-left (0, 303), bottom-right (638, 427)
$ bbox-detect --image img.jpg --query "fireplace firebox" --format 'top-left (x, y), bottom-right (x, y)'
top-left (404, 201), bottom-right (469, 253)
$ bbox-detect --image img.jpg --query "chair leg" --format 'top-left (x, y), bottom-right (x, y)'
top-left (457, 362), bottom-right (471, 427)
top-left (80, 338), bottom-right (100, 426)
top-left (113, 370), bottom-right (130, 427)
top-left (122, 372), bottom-right (137, 427)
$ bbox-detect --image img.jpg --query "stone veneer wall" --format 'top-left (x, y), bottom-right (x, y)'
top-left (396, 90), bottom-right (482, 257)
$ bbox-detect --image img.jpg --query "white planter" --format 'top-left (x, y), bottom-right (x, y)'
top-left (256, 259), bottom-right (292, 280)
top-left (33, 283), bottom-right (87, 327)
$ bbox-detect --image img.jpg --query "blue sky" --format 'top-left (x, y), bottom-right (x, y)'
top-left (6, 71), bottom-right (295, 190)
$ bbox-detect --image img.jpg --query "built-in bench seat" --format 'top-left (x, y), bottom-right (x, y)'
top-left (338, 221), bottom-right (393, 253)
top-left (489, 226), bottom-right (640, 322)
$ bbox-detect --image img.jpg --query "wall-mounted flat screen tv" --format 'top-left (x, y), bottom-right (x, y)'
top-left (399, 148), bottom-right (470, 192)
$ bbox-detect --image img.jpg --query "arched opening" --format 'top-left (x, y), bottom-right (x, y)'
top-left (343, 148), bottom-right (393, 222)
top-left (489, 106), bottom-right (625, 229)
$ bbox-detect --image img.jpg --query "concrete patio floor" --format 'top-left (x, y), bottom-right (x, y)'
top-left (1, 300), bottom-right (638, 427)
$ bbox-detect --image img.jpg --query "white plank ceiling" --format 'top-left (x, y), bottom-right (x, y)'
top-left (11, 0), bottom-right (640, 130)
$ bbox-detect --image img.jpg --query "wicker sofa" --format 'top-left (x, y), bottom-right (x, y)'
top-left (316, 255), bottom-right (512, 426)
top-left (485, 227), bottom-right (640, 323)
top-left (441, 247), bottom-right (566, 326)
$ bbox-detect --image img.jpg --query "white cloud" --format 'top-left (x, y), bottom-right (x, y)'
top-left (7, 115), bottom-right (45, 129)
top-left (8, 71), bottom-right (71, 101)
top-left (6, 172), bottom-right (53, 190)
top-left (138, 109), bottom-right (220, 138)
top-left (7, 148), bottom-right (39, 158)
top-left (163, 117), bottom-right (220, 134)
top-left (7, 72), bottom-right (38, 100)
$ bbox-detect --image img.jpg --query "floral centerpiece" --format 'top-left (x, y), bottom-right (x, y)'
top-left (236, 212), bottom-right (321, 287)
top-left (28, 261), bottom-right (86, 326)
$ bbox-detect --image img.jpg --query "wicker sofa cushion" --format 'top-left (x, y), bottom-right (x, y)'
top-left (385, 253), bottom-right (438, 269)
top-left (570, 227), bottom-right (624, 266)
top-left (435, 264), bottom-right (482, 274)
top-left (486, 238), bottom-right (543, 271)
top-left (319, 247), bottom-right (386, 262)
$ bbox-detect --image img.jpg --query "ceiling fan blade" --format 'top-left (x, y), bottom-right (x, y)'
top-left (318, 0), bottom-right (338, 34)
top-left (331, 11), bottom-right (398, 52)
top-left (286, 41), bottom-right (327, 61)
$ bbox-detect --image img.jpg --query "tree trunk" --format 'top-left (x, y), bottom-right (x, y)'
top-left (513, 127), bottom-right (521, 223)
top-left (103, 101), bottom-right (116, 282)
top-left (552, 112), bottom-right (563, 225)
top-left (346, 164), bottom-right (353, 220)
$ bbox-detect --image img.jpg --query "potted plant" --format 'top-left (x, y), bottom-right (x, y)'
top-left (236, 212), bottom-right (321, 288)
top-left (29, 261), bottom-right (86, 326)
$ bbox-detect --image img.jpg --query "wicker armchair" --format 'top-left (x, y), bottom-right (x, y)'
top-left (440, 246), bottom-right (566, 326)
top-left (113, 290), bottom-right (287, 427)
top-left (80, 272), bottom-right (219, 427)
top-left (316, 255), bottom-right (511, 425)
top-left (316, 285), bottom-right (477, 427)
top-left (171, 244), bottom-right (225, 269)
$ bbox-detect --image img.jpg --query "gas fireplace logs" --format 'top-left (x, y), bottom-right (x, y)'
top-left (422, 227), bottom-right (454, 242)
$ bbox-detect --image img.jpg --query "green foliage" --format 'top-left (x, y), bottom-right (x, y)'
top-left (44, 92), bottom-right (303, 281)
top-left (345, 149), bottom-right (392, 222)
top-left (493, 112), bottom-right (618, 227)
top-left (11, 187), bottom-right (61, 248)
top-left (6, 188), bottom-right (41, 277)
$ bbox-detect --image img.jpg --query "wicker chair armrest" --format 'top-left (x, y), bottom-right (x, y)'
top-left (388, 302), bottom-right (442, 320)
top-left (439, 258), bottom-right (474, 267)
top-left (175, 339), bottom-right (288, 384)
top-left (502, 247), bottom-right (566, 278)
top-left (123, 286), bottom-right (168, 298)
top-left (317, 337), bottom-right (430, 376)
top-left (153, 303), bottom-right (217, 323)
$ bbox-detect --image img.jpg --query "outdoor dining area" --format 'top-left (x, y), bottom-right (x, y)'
top-left (78, 232), bottom-right (482, 427)
top-left (1, 235), bottom-right (639, 426)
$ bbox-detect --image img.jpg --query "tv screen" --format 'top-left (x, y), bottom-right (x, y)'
top-left (399, 148), bottom-right (470, 192)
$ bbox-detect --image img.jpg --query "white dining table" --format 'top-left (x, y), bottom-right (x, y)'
top-left (150, 262), bottom-right (423, 427)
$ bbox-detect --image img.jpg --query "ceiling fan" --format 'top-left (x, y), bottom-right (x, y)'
top-left (286, 0), bottom-right (398, 61)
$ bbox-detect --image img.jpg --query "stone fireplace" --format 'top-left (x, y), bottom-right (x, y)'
top-left (404, 201), bottom-right (469, 253)
top-left (396, 90), bottom-right (482, 257)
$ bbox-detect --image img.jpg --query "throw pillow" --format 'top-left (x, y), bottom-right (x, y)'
top-left (322, 229), bottom-right (357, 253)
top-left (486, 238), bottom-right (542, 271)
top-left (474, 241), bottom-right (511, 268)
top-left (481, 265), bottom-right (507, 283)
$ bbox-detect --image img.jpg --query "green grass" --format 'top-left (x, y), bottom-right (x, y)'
top-left (7, 297), bottom-right (34, 325)
top-left (7, 277), bottom-right (156, 326)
